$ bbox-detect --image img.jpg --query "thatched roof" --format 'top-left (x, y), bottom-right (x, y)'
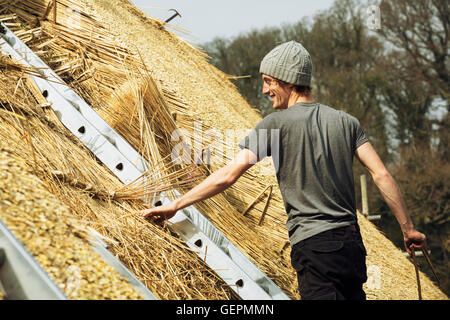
top-left (0, 0), bottom-right (446, 300)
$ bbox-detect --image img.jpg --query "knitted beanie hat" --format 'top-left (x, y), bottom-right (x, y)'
top-left (259, 41), bottom-right (312, 86)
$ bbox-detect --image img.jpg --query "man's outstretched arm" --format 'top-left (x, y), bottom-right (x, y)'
top-left (138, 148), bottom-right (258, 220)
top-left (355, 142), bottom-right (427, 255)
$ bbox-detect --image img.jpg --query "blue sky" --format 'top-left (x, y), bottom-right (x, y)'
top-left (130, 0), bottom-right (336, 44)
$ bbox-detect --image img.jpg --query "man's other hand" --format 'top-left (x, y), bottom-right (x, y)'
top-left (404, 229), bottom-right (427, 255)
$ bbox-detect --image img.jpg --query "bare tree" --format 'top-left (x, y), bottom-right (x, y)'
top-left (378, 0), bottom-right (449, 101)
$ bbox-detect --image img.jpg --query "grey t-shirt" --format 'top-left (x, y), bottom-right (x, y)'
top-left (239, 102), bottom-right (369, 245)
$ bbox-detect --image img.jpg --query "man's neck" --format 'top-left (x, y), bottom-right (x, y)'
top-left (288, 92), bottom-right (315, 108)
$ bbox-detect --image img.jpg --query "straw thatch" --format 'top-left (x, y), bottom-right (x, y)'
top-left (0, 0), bottom-right (447, 300)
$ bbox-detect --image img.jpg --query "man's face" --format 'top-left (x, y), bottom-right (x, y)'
top-left (261, 74), bottom-right (292, 110)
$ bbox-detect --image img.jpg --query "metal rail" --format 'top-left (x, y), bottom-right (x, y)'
top-left (0, 22), bottom-right (290, 300)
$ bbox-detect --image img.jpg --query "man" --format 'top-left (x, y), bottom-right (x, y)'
top-left (139, 41), bottom-right (427, 300)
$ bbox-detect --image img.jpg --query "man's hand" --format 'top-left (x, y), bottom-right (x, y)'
top-left (404, 229), bottom-right (427, 256)
top-left (139, 201), bottom-right (178, 221)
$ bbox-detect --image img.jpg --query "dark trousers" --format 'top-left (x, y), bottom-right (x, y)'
top-left (290, 225), bottom-right (368, 300)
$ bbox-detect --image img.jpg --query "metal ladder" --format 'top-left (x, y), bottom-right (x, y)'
top-left (0, 22), bottom-right (290, 300)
